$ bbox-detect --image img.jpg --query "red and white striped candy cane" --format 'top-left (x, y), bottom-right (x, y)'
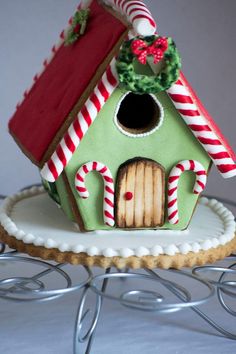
top-left (41, 57), bottom-right (118, 182)
top-left (168, 160), bottom-right (207, 224)
top-left (103, 0), bottom-right (157, 36)
top-left (167, 78), bottom-right (236, 179)
top-left (75, 161), bottom-right (115, 227)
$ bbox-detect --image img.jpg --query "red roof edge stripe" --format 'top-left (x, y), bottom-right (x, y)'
top-left (179, 72), bottom-right (236, 161)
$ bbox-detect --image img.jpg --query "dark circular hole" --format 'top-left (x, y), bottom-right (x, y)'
top-left (116, 93), bottom-right (161, 134)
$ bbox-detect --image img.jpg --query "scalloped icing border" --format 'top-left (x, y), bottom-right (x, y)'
top-left (113, 92), bottom-right (164, 138)
top-left (0, 186), bottom-right (235, 258)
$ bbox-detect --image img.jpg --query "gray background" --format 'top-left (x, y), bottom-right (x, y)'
top-left (0, 2), bottom-right (236, 354)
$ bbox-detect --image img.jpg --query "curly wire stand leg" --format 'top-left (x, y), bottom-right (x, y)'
top-left (191, 258), bottom-right (236, 339)
top-left (74, 268), bottom-right (111, 354)
top-left (0, 254), bottom-right (91, 302)
top-left (146, 265), bottom-right (236, 340)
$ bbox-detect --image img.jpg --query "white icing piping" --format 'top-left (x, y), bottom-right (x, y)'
top-left (102, 0), bottom-right (157, 36)
top-left (113, 92), bottom-right (164, 138)
top-left (0, 187), bottom-right (235, 258)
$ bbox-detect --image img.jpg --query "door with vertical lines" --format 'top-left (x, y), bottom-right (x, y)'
top-left (115, 158), bottom-right (165, 228)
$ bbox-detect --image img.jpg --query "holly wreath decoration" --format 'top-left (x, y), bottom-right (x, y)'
top-left (116, 35), bottom-right (181, 94)
top-left (64, 9), bottom-right (90, 46)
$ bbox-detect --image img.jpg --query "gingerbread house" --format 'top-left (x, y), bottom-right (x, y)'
top-left (9, 0), bottom-right (236, 232)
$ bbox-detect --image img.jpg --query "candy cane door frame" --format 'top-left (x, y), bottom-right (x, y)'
top-left (115, 158), bottom-right (165, 228)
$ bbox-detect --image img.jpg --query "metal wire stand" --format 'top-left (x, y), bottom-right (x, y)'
top-left (0, 248), bottom-right (235, 353)
top-left (0, 191), bottom-right (235, 353)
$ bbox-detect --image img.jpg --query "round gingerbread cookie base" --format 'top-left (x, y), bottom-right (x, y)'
top-left (0, 187), bottom-right (235, 269)
top-left (0, 228), bottom-right (236, 269)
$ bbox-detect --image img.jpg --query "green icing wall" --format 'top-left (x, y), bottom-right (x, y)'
top-left (61, 88), bottom-right (211, 230)
top-left (55, 175), bottom-right (74, 221)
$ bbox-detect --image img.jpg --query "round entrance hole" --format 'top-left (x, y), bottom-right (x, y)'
top-left (115, 92), bottom-right (164, 137)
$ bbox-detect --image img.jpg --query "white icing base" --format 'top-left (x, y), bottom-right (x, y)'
top-left (0, 187), bottom-right (235, 258)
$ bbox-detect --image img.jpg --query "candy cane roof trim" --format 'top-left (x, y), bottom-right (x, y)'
top-left (179, 72), bottom-right (236, 163)
top-left (167, 74), bottom-right (236, 178)
top-left (8, 0), bottom-right (128, 166)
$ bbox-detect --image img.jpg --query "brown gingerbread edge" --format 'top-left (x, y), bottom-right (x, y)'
top-left (61, 171), bottom-right (86, 232)
top-left (1, 224), bottom-right (235, 269)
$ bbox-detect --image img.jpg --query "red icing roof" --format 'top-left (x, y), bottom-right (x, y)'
top-left (9, 0), bottom-right (127, 165)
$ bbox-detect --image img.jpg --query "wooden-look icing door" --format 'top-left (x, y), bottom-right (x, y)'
top-left (115, 158), bottom-right (165, 228)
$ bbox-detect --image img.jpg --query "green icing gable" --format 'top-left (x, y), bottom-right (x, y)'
top-left (62, 87), bottom-right (211, 231)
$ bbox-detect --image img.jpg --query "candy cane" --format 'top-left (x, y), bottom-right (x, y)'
top-left (40, 58), bottom-right (118, 182)
top-left (168, 160), bottom-right (207, 224)
top-left (102, 0), bottom-right (157, 36)
top-left (75, 161), bottom-right (115, 227)
top-left (167, 77), bottom-right (236, 179)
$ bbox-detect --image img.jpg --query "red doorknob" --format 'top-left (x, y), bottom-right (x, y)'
top-left (125, 191), bottom-right (133, 201)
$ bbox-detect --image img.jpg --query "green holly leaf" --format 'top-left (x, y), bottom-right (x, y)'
top-left (64, 9), bottom-right (90, 46)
